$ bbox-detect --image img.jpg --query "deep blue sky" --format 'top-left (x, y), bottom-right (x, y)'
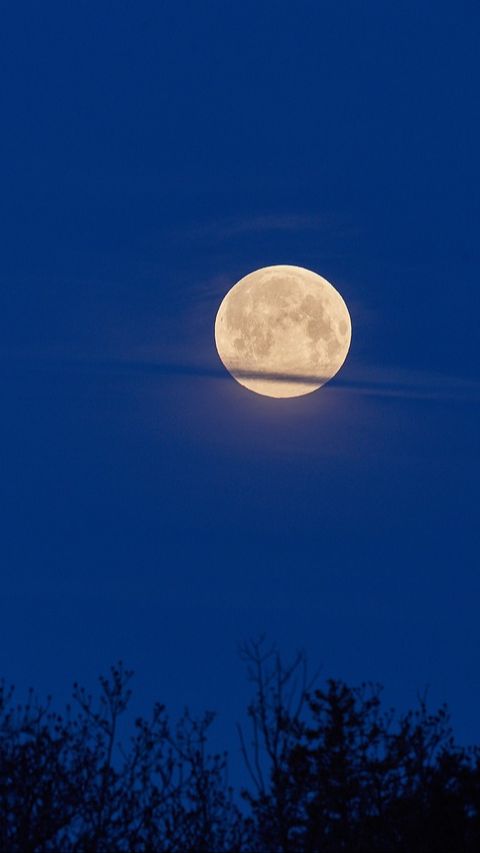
top-left (1, 0), bottom-right (479, 770)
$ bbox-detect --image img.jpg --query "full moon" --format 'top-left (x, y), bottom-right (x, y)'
top-left (214, 265), bottom-right (352, 398)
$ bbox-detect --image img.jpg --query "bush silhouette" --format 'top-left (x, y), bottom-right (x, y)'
top-left (1, 641), bottom-right (479, 851)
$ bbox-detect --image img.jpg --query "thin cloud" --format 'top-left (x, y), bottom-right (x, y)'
top-left (8, 354), bottom-right (478, 404)
top-left (199, 213), bottom-right (333, 237)
top-left (171, 211), bottom-right (355, 245)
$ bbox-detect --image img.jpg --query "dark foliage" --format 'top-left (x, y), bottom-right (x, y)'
top-left (1, 641), bottom-right (479, 851)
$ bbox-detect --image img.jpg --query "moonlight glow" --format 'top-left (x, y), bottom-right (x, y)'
top-left (214, 265), bottom-right (352, 398)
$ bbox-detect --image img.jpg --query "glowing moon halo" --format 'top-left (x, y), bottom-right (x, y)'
top-left (214, 265), bottom-right (351, 398)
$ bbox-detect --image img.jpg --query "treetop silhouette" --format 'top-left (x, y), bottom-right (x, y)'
top-left (1, 640), bottom-right (479, 851)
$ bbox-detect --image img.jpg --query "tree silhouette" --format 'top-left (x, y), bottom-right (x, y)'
top-left (0, 643), bottom-right (479, 851)
top-left (238, 639), bottom-right (480, 852)
top-left (0, 664), bottom-right (245, 852)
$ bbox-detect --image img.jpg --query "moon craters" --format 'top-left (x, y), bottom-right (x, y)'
top-left (215, 265), bottom-right (351, 398)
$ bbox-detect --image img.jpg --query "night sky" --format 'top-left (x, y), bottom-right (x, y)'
top-left (1, 0), bottom-right (479, 771)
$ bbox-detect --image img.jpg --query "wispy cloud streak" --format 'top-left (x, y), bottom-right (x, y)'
top-left (168, 211), bottom-right (356, 247)
top-left (5, 355), bottom-right (479, 404)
